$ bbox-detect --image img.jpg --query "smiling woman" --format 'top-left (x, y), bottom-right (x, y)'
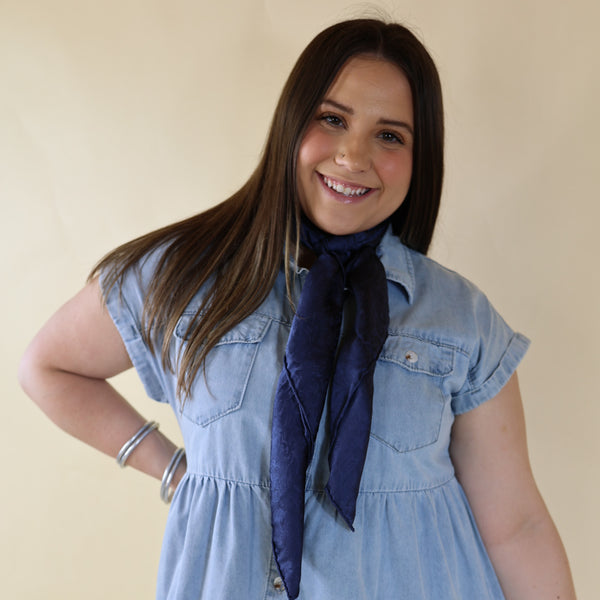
top-left (297, 55), bottom-right (414, 234)
top-left (18, 17), bottom-right (576, 600)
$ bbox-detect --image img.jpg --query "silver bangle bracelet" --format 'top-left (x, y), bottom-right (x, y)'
top-left (116, 421), bottom-right (160, 468)
top-left (160, 447), bottom-right (186, 504)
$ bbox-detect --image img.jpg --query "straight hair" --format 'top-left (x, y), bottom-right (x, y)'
top-left (91, 18), bottom-right (445, 400)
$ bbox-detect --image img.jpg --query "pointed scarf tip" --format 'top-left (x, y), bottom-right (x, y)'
top-left (325, 484), bottom-right (356, 532)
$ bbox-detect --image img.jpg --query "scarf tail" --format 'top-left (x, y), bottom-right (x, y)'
top-left (269, 220), bottom-right (390, 597)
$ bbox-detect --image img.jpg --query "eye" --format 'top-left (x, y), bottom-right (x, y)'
top-left (318, 113), bottom-right (345, 128)
top-left (378, 131), bottom-right (404, 145)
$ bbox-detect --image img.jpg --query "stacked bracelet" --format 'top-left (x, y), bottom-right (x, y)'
top-left (160, 447), bottom-right (186, 504)
top-left (116, 421), bottom-right (160, 468)
top-left (116, 421), bottom-right (185, 504)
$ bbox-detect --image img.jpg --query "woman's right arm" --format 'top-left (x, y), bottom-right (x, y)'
top-left (18, 277), bottom-right (185, 487)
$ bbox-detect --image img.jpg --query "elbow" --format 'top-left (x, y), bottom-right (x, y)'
top-left (18, 339), bottom-right (56, 410)
top-left (18, 342), bottom-right (42, 400)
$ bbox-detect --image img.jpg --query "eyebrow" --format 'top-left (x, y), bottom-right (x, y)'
top-left (322, 99), bottom-right (414, 136)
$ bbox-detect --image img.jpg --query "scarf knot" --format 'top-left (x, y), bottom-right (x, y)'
top-left (300, 216), bottom-right (387, 270)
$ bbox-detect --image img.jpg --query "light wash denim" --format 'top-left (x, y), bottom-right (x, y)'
top-left (103, 227), bottom-right (529, 599)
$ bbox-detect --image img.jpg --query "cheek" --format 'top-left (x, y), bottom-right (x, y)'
top-left (298, 126), bottom-right (335, 169)
top-left (378, 152), bottom-right (413, 189)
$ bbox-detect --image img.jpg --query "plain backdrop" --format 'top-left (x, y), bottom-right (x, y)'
top-left (1, 0), bottom-right (598, 598)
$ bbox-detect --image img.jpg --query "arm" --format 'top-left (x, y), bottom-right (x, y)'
top-left (450, 373), bottom-right (576, 599)
top-left (18, 277), bottom-right (186, 490)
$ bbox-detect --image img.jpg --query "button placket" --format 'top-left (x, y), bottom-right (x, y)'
top-left (266, 554), bottom-right (287, 598)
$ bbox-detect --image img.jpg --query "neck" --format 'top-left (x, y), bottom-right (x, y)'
top-left (299, 216), bottom-right (389, 260)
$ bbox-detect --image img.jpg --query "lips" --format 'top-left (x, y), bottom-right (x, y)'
top-left (318, 173), bottom-right (375, 203)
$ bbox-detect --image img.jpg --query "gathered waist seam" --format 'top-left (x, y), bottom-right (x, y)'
top-left (309, 474), bottom-right (456, 494)
top-left (183, 471), bottom-right (271, 489)
top-left (181, 471), bottom-right (456, 493)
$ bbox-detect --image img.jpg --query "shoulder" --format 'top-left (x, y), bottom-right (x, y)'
top-left (97, 243), bottom-right (175, 331)
top-left (380, 232), bottom-right (530, 408)
top-left (411, 248), bottom-right (489, 310)
top-left (379, 230), bottom-right (492, 320)
top-left (99, 242), bottom-right (183, 303)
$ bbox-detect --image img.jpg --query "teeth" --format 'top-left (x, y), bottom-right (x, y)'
top-left (323, 176), bottom-right (369, 197)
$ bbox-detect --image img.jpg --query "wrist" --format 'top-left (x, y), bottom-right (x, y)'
top-left (171, 454), bottom-right (187, 489)
top-left (160, 447), bottom-right (186, 503)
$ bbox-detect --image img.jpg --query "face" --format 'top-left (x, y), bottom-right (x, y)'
top-left (296, 55), bottom-right (414, 236)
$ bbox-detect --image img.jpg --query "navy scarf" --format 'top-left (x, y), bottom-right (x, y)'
top-left (270, 218), bottom-right (390, 599)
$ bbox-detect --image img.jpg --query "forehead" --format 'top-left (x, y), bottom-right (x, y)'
top-left (324, 55), bottom-right (413, 114)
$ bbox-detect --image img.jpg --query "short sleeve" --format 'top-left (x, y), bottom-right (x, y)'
top-left (100, 252), bottom-right (170, 404)
top-left (451, 291), bottom-right (530, 415)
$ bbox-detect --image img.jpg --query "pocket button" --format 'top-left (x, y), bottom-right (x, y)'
top-left (404, 350), bottom-right (418, 363)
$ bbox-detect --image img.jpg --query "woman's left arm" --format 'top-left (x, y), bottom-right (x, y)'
top-left (450, 373), bottom-right (576, 599)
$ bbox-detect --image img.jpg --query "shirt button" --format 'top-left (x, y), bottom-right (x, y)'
top-left (404, 350), bottom-right (418, 363)
top-left (273, 576), bottom-right (285, 592)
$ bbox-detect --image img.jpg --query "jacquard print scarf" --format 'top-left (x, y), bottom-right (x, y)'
top-left (270, 217), bottom-right (390, 599)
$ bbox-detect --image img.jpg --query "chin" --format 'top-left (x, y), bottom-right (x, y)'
top-left (310, 220), bottom-right (359, 236)
top-left (302, 210), bottom-right (356, 235)
top-left (311, 216), bottom-right (377, 236)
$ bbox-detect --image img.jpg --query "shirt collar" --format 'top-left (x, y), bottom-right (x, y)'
top-left (377, 226), bottom-right (415, 304)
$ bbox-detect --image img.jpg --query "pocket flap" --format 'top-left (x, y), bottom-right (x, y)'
top-left (175, 312), bottom-right (270, 345)
top-left (380, 334), bottom-right (454, 377)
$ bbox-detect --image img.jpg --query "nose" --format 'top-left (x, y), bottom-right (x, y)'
top-left (334, 136), bottom-right (371, 172)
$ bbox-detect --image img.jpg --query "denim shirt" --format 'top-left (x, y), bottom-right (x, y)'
top-left (103, 227), bottom-right (529, 600)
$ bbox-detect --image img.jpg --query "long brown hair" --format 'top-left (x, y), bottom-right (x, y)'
top-left (91, 18), bottom-right (445, 400)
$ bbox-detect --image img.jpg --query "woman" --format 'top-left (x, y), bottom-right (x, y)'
top-left (18, 18), bottom-right (575, 600)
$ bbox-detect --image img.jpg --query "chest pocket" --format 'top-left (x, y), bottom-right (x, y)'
top-left (174, 313), bottom-right (270, 426)
top-left (371, 334), bottom-right (455, 453)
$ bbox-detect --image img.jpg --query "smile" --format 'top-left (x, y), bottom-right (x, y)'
top-left (320, 174), bottom-right (372, 198)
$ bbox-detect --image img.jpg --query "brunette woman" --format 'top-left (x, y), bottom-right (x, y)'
top-left (19, 18), bottom-right (575, 600)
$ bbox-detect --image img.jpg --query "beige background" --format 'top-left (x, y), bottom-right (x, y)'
top-left (1, 0), bottom-right (598, 598)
